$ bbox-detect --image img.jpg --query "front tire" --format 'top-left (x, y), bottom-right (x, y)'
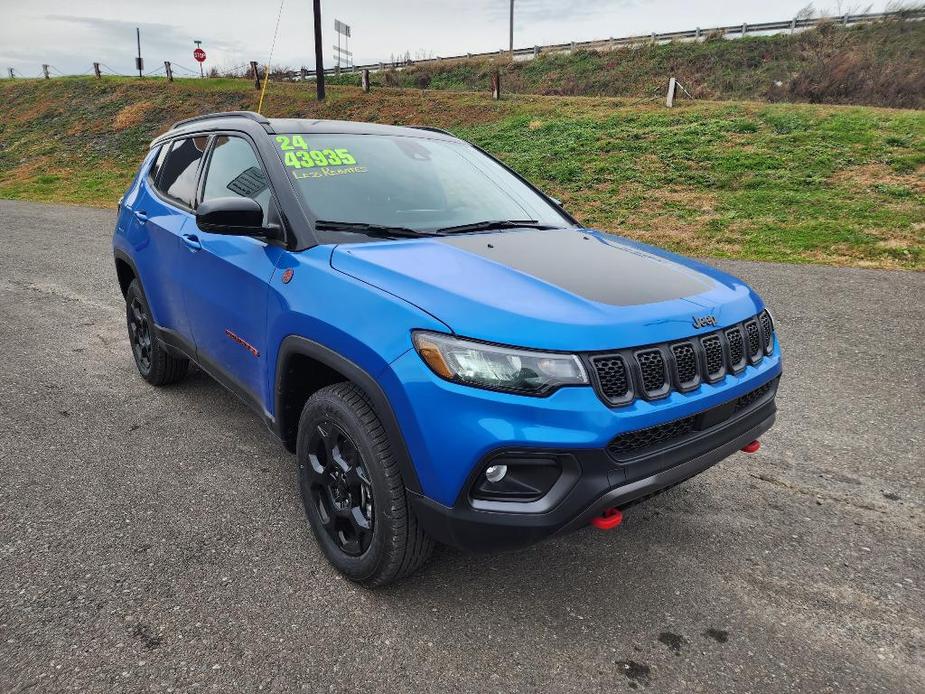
top-left (297, 382), bottom-right (434, 586)
top-left (125, 279), bottom-right (188, 386)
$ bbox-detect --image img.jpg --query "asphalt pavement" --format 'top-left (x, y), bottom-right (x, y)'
top-left (1, 199), bottom-right (923, 693)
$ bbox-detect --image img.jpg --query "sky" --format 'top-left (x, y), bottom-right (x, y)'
top-left (0, 0), bottom-right (893, 77)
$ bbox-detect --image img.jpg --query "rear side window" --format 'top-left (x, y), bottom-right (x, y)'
top-left (202, 136), bottom-right (272, 223)
top-left (155, 136), bottom-right (209, 208)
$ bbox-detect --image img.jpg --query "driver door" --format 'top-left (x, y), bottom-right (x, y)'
top-left (176, 134), bottom-right (285, 412)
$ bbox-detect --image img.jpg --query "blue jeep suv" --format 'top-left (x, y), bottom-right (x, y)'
top-left (113, 111), bottom-right (781, 585)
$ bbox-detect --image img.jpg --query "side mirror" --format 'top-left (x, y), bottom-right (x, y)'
top-left (196, 197), bottom-right (279, 239)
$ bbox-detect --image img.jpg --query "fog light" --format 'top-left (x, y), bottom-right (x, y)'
top-left (484, 464), bottom-right (508, 483)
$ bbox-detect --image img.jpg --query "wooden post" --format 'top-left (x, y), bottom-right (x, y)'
top-left (491, 70), bottom-right (500, 100)
top-left (250, 61), bottom-right (261, 90)
top-left (93, 62), bottom-right (101, 78)
top-left (42, 64), bottom-right (50, 79)
top-left (665, 77), bottom-right (677, 108)
top-left (164, 61), bottom-right (173, 82)
top-left (361, 69), bottom-right (370, 92)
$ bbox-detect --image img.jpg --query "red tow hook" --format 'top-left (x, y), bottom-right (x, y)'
top-left (741, 440), bottom-right (761, 454)
top-left (591, 507), bottom-right (623, 530)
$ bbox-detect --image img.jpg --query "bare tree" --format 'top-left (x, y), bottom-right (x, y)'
top-left (796, 3), bottom-right (816, 20)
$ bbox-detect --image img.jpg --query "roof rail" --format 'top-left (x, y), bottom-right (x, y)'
top-left (409, 125), bottom-right (455, 137)
top-left (171, 111), bottom-right (271, 130)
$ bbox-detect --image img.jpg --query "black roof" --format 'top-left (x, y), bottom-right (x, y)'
top-left (157, 111), bottom-right (457, 146)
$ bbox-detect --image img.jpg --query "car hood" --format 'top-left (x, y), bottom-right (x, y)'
top-left (330, 228), bottom-right (764, 351)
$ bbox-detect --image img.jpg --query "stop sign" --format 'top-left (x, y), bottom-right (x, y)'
top-left (193, 48), bottom-right (206, 63)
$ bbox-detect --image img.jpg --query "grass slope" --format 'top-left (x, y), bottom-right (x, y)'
top-left (328, 19), bottom-right (925, 109)
top-left (0, 78), bottom-right (922, 268)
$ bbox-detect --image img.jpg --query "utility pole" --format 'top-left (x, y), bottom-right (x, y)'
top-left (135, 27), bottom-right (144, 78)
top-left (42, 64), bottom-right (50, 79)
top-left (509, 0), bottom-right (514, 57)
top-left (313, 0), bottom-right (325, 100)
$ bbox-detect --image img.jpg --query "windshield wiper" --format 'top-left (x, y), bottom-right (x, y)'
top-left (435, 219), bottom-right (561, 234)
top-left (314, 220), bottom-right (438, 239)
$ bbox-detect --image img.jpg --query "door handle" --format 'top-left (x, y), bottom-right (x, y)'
top-left (133, 210), bottom-right (148, 223)
top-left (181, 234), bottom-right (202, 251)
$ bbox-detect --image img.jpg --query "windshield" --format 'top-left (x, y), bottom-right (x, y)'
top-left (272, 133), bottom-right (570, 234)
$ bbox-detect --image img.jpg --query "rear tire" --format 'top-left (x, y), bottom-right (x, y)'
top-left (125, 279), bottom-right (188, 386)
top-left (297, 382), bottom-right (434, 586)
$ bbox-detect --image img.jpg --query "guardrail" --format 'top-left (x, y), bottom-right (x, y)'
top-left (320, 9), bottom-right (925, 77)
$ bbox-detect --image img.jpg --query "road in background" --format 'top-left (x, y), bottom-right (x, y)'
top-left (1, 200), bottom-right (922, 693)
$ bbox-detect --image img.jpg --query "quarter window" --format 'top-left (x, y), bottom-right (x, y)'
top-left (155, 136), bottom-right (209, 208)
top-left (148, 144), bottom-right (169, 184)
top-left (202, 136), bottom-right (272, 222)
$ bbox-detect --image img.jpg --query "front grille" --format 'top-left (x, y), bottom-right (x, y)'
top-left (607, 378), bottom-right (778, 458)
top-left (759, 310), bottom-right (774, 354)
top-left (636, 349), bottom-right (668, 396)
top-left (701, 334), bottom-right (725, 380)
top-left (671, 342), bottom-right (699, 387)
top-left (587, 311), bottom-right (776, 407)
top-left (591, 355), bottom-right (631, 404)
top-left (745, 320), bottom-right (762, 362)
top-left (608, 415), bottom-right (696, 455)
top-left (726, 327), bottom-right (746, 371)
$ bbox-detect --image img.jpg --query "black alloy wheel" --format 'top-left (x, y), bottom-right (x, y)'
top-left (128, 296), bottom-right (153, 375)
top-left (301, 420), bottom-right (375, 556)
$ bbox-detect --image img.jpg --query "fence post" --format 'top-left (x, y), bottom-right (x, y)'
top-left (250, 61), bottom-right (261, 89)
top-left (164, 61), bottom-right (173, 81)
top-left (361, 69), bottom-right (370, 92)
top-left (741, 22), bottom-right (747, 36)
top-left (42, 64), bottom-right (50, 79)
top-left (93, 62), bottom-right (101, 78)
top-left (842, 13), bottom-right (849, 25)
top-left (665, 77), bottom-right (677, 108)
top-left (8, 68), bottom-right (14, 79)
top-left (491, 70), bottom-right (500, 100)
top-left (790, 17), bottom-right (797, 33)
top-left (695, 27), bottom-right (701, 39)
top-left (534, 45), bottom-right (540, 57)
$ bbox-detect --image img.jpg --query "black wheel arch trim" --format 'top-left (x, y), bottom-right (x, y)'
top-left (113, 248), bottom-right (141, 296)
top-left (275, 335), bottom-right (423, 494)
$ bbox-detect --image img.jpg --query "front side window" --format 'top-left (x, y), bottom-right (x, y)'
top-left (156, 136), bottom-right (209, 208)
top-left (202, 136), bottom-right (272, 223)
top-left (272, 133), bottom-right (569, 234)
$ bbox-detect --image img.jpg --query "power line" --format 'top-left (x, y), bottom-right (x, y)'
top-left (257, 0), bottom-right (286, 114)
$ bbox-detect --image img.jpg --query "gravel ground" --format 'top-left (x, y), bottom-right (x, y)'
top-left (0, 199), bottom-right (923, 693)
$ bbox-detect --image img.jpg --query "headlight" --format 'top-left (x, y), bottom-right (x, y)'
top-left (412, 331), bottom-right (588, 396)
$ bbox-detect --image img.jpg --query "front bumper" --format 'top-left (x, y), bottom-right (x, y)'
top-left (407, 382), bottom-right (777, 552)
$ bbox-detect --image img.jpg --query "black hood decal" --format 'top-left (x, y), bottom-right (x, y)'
top-left (439, 230), bottom-right (712, 306)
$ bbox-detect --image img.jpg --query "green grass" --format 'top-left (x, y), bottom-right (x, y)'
top-left (0, 78), bottom-right (922, 268)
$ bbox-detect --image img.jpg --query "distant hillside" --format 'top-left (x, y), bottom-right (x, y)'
top-left (328, 18), bottom-right (925, 108)
top-left (0, 79), bottom-right (922, 268)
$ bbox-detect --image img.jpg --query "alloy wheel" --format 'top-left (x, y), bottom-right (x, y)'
top-left (128, 297), bottom-right (152, 373)
top-left (301, 420), bottom-right (375, 556)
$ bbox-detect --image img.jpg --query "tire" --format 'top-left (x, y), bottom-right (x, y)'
top-left (125, 279), bottom-right (188, 386)
top-left (297, 382), bottom-right (434, 586)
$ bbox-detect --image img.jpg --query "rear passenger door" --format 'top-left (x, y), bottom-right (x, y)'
top-left (176, 134), bottom-right (284, 412)
top-left (136, 135), bottom-right (209, 344)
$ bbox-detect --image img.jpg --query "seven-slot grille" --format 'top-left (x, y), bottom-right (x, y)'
top-left (588, 311), bottom-right (775, 407)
